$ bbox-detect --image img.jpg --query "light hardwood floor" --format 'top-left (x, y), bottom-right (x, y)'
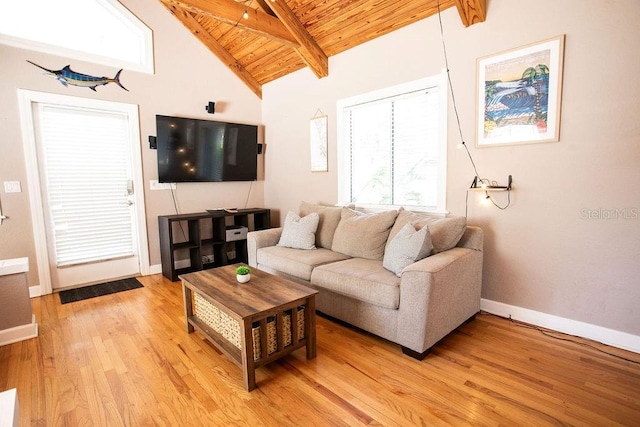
top-left (1, 273), bottom-right (639, 426)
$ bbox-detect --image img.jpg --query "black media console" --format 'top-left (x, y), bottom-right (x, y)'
top-left (158, 208), bottom-right (271, 281)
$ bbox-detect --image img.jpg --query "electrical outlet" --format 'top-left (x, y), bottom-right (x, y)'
top-left (3, 181), bottom-right (21, 193)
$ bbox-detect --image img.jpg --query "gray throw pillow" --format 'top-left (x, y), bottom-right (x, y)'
top-left (277, 211), bottom-right (320, 250)
top-left (383, 223), bottom-right (433, 277)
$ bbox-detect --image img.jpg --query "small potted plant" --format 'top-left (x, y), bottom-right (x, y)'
top-left (236, 265), bottom-right (251, 283)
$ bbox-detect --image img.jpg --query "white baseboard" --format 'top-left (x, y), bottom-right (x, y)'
top-left (0, 388), bottom-right (18, 427)
top-left (0, 315), bottom-right (38, 346)
top-left (481, 299), bottom-right (640, 354)
top-left (29, 285), bottom-right (41, 298)
top-left (148, 264), bottom-right (162, 275)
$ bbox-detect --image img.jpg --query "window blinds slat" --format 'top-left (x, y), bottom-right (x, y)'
top-left (39, 104), bottom-right (134, 267)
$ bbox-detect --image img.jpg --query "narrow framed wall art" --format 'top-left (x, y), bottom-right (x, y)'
top-left (310, 114), bottom-right (328, 172)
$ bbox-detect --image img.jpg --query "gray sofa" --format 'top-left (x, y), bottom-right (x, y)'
top-left (247, 202), bottom-right (483, 359)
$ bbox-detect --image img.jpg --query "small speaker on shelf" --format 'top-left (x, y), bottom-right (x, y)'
top-left (205, 101), bottom-right (215, 114)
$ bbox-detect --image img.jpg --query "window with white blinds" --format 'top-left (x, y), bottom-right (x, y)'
top-left (38, 104), bottom-right (135, 267)
top-left (337, 74), bottom-right (447, 212)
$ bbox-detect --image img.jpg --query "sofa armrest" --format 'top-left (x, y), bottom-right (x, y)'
top-left (397, 245), bottom-right (483, 353)
top-left (247, 227), bottom-right (283, 267)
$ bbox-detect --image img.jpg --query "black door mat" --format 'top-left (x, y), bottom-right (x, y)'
top-left (59, 277), bottom-right (143, 304)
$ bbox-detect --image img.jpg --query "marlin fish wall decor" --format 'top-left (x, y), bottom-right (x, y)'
top-left (27, 60), bottom-right (129, 92)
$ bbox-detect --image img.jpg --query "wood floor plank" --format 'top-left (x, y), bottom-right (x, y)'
top-left (460, 340), bottom-right (638, 423)
top-left (2, 273), bottom-right (639, 426)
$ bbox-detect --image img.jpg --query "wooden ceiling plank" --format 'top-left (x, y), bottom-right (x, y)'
top-left (265, 0), bottom-right (329, 78)
top-left (453, 0), bottom-right (486, 27)
top-left (310, 0), bottom-right (456, 56)
top-left (160, 1), bottom-right (263, 98)
top-left (248, 47), bottom-right (306, 83)
top-left (165, 0), bottom-right (300, 47)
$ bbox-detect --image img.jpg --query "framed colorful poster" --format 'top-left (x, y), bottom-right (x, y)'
top-left (476, 35), bottom-right (565, 147)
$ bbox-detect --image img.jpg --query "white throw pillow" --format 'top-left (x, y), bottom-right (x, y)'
top-left (383, 223), bottom-right (433, 277)
top-left (277, 211), bottom-right (320, 250)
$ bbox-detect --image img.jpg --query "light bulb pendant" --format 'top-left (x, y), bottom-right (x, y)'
top-left (243, 10), bottom-right (249, 19)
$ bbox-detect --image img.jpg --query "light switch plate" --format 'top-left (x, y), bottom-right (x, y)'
top-left (3, 181), bottom-right (21, 193)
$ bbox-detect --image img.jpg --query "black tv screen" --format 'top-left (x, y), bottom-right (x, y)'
top-left (156, 115), bottom-right (258, 182)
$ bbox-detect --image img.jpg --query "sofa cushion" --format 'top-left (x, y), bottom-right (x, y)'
top-left (257, 246), bottom-right (351, 281)
top-left (388, 208), bottom-right (466, 255)
top-left (383, 223), bottom-right (433, 277)
top-left (277, 211), bottom-right (320, 250)
top-left (298, 202), bottom-right (343, 249)
top-left (311, 258), bottom-right (401, 309)
top-left (331, 208), bottom-right (398, 260)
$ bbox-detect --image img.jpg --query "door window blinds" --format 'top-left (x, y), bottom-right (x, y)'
top-left (38, 104), bottom-right (135, 267)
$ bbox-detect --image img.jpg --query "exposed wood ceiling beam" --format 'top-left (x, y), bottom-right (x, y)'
top-left (453, 0), bottom-right (486, 27)
top-left (164, 0), bottom-right (299, 47)
top-left (265, 0), bottom-right (329, 79)
top-left (255, 0), bottom-right (276, 17)
top-left (161, 1), bottom-right (263, 98)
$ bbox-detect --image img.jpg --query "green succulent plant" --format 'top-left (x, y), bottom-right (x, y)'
top-left (236, 265), bottom-right (251, 275)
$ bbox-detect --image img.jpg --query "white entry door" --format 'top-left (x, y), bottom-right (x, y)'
top-left (18, 90), bottom-right (149, 292)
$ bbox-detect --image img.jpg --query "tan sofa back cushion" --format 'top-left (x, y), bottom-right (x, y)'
top-left (387, 208), bottom-right (466, 255)
top-left (298, 201), bottom-right (343, 249)
top-left (331, 208), bottom-right (398, 260)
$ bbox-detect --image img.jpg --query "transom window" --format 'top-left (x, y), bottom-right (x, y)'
top-left (0, 0), bottom-right (153, 74)
top-left (337, 74), bottom-right (448, 212)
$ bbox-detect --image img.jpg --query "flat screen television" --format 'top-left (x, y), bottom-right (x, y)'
top-left (156, 115), bottom-right (258, 183)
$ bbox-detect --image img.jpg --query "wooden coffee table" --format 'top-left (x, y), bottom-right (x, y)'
top-left (180, 265), bottom-right (318, 391)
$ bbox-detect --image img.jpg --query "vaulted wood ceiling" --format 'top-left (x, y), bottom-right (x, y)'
top-left (159, 0), bottom-right (486, 98)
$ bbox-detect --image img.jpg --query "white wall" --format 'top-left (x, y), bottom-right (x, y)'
top-left (0, 0), bottom-right (264, 283)
top-left (261, 0), bottom-right (640, 338)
